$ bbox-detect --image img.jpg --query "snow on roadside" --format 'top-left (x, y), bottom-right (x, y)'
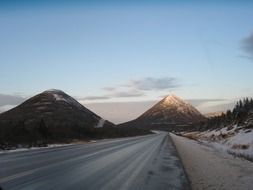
top-left (0, 143), bottom-right (74, 154)
top-left (182, 125), bottom-right (253, 161)
top-left (150, 130), bottom-right (161, 134)
top-left (170, 133), bottom-right (253, 190)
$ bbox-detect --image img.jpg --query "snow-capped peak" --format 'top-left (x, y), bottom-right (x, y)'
top-left (43, 89), bottom-right (83, 109)
top-left (44, 89), bottom-right (65, 94)
top-left (163, 94), bottom-right (184, 104)
top-left (162, 94), bottom-right (191, 109)
top-left (138, 94), bottom-right (206, 124)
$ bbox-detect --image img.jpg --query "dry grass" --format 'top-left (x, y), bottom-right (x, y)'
top-left (181, 132), bottom-right (200, 140)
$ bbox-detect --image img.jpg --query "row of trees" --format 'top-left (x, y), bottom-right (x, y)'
top-left (203, 98), bottom-right (253, 130)
top-left (0, 118), bottom-right (151, 149)
top-left (0, 119), bottom-right (51, 149)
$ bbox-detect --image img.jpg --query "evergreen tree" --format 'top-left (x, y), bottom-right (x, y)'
top-left (204, 97), bottom-right (253, 129)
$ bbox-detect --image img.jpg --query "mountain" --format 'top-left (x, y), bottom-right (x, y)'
top-left (0, 89), bottom-right (114, 146)
top-left (119, 95), bottom-right (206, 129)
top-left (139, 95), bottom-right (206, 124)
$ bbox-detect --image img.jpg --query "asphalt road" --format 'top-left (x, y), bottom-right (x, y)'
top-left (0, 132), bottom-right (190, 190)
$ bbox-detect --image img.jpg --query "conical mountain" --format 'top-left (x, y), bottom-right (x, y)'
top-left (0, 89), bottom-right (114, 144)
top-left (119, 95), bottom-right (206, 128)
top-left (137, 95), bottom-right (206, 125)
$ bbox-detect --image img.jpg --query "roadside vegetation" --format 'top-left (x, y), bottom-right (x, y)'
top-left (0, 122), bottom-right (151, 150)
top-left (181, 98), bottom-right (253, 162)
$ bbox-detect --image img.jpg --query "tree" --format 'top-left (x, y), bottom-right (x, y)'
top-left (226, 110), bottom-right (232, 121)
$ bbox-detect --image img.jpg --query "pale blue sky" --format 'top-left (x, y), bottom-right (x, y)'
top-left (1, 0), bottom-right (253, 122)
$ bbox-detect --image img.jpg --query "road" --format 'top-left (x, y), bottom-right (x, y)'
top-left (0, 132), bottom-right (190, 190)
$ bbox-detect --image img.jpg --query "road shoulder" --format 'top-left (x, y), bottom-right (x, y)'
top-left (170, 133), bottom-right (253, 190)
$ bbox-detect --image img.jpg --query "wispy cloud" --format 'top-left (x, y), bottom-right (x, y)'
top-left (83, 77), bottom-right (179, 101)
top-left (242, 32), bottom-right (253, 59)
top-left (81, 90), bottom-right (144, 101)
top-left (186, 98), bottom-right (227, 107)
top-left (111, 90), bottom-right (144, 98)
top-left (124, 77), bottom-right (179, 91)
top-left (198, 101), bottom-right (236, 114)
top-left (81, 96), bottom-right (111, 101)
top-left (102, 87), bottom-right (116, 91)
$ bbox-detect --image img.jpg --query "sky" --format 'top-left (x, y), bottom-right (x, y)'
top-left (1, 0), bottom-right (253, 123)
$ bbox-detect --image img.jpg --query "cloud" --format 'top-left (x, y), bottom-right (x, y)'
top-left (242, 32), bottom-right (253, 59)
top-left (186, 98), bottom-right (227, 107)
top-left (127, 77), bottom-right (179, 91)
top-left (83, 77), bottom-right (179, 101)
top-left (82, 90), bottom-right (144, 101)
top-left (102, 87), bottom-right (116, 91)
top-left (81, 96), bottom-right (111, 101)
top-left (198, 101), bottom-right (236, 114)
top-left (0, 94), bottom-right (25, 107)
top-left (111, 90), bottom-right (144, 98)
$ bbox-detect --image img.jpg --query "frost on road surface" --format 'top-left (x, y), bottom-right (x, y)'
top-left (170, 133), bottom-right (253, 190)
top-left (0, 132), bottom-right (190, 190)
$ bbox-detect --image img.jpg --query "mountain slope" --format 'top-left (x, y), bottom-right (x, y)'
top-left (0, 89), bottom-right (114, 146)
top-left (119, 95), bottom-right (206, 129)
top-left (138, 95), bottom-right (205, 124)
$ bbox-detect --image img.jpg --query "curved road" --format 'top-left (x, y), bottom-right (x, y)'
top-left (0, 132), bottom-right (190, 190)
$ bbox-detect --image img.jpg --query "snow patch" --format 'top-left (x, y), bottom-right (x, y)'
top-left (44, 89), bottom-right (84, 109)
top-left (44, 89), bottom-right (64, 94)
top-left (95, 119), bottom-right (105, 128)
top-left (145, 94), bottom-right (204, 122)
top-left (0, 143), bottom-right (74, 154)
top-left (184, 125), bottom-right (253, 161)
top-left (53, 93), bottom-right (66, 101)
top-left (171, 133), bottom-right (253, 190)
